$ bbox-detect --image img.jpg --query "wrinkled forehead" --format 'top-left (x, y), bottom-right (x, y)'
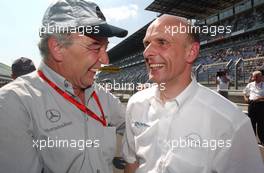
top-left (145, 16), bottom-right (190, 40)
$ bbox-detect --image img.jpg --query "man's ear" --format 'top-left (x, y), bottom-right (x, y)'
top-left (185, 42), bottom-right (200, 64)
top-left (11, 74), bottom-right (16, 80)
top-left (47, 37), bottom-right (64, 62)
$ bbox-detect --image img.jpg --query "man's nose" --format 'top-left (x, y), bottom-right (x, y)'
top-left (143, 42), bottom-right (157, 60)
top-left (99, 49), bottom-right (109, 65)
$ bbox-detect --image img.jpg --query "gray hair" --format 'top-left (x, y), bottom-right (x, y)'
top-left (38, 33), bottom-right (73, 60)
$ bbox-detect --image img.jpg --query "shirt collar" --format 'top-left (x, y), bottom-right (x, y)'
top-left (38, 62), bottom-right (76, 96)
top-left (175, 78), bottom-right (198, 108)
top-left (151, 77), bottom-right (199, 109)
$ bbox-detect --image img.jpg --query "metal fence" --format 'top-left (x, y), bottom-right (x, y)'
top-left (194, 56), bottom-right (264, 89)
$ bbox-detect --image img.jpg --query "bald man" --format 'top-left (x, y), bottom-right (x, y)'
top-left (123, 15), bottom-right (264, 173)
top-left (244, 71), bottom-right (264, 145)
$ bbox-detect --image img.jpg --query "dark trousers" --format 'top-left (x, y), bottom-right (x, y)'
top-left (248, 101), bottom-right (264, 144)
top-left (218, 91), bottom-right (228, 99)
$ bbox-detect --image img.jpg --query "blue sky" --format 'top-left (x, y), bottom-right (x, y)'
top-left (0, 0), bottom-right (157, 67)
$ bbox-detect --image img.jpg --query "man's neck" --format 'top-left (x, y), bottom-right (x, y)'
top-left (73, 87), bottom-right (85, 104)
top-left (159, 76), bottom-right (192, 103)
top-left (45, 60), bottom-right (86, 103)
top-left (45, 59), bottom-right (68, 80)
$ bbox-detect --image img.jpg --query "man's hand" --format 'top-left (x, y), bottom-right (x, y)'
top-left (124, 162), bottom-right (139, 173)
top-left (244, 95), bottom-right (250, 104)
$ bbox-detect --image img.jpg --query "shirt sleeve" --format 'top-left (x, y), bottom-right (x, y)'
top-left (213, 117), bottom-right (264, 173)
top-left (122, 101), bottom-right (137, 164)
top-left (0, 89), bottom-right (42, 173)
top-left (243, 83), bottom-right (250, 96)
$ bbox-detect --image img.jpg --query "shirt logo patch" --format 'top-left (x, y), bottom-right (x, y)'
top-left (44, 121), bottom-right (73, 132)
top-left (133, 121), bottom-right (150, 128)
top-left (46, 109), bottom-right (61, 123)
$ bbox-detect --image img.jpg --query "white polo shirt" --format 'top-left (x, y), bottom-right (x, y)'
top-left (0, 62), bottom-right (125, 173)
top-left (123, 79), bottom-right (264, 173)
top-left (243, 81), bottom-right (264, 100)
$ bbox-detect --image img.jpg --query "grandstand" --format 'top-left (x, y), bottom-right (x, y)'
top-left (97, 0), bottom-right (264, 95)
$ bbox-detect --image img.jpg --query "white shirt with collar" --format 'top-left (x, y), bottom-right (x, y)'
top-left (217, 76), bottom-right (230, 91)
top-left (0, 62), bottom-right (125, 173)
top-left (123, 79), bottom-right (264, 173)
top-left (243, 81), bottom-right (264, 100)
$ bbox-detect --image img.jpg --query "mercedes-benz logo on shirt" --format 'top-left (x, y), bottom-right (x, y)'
top-left (46, 109), bottom-right (61, 123)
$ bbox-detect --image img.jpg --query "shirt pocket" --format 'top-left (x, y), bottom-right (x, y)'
top-left (162, 150), bottom-right (205, 173)
top-left (134, 120), bottom-right (159, 149)
top-left (100, 126), bottom-right (117, 168)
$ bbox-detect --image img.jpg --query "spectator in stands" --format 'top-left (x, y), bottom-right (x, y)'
top-left (0, 0), bottom-right (127, 172)
top-left (11, 57), bottom-right (36, 79)
top-left (244, 71), bottom-right (264, 145)
top-left (216, 70), bottom-right (230, 98)
top-left (123, 14), bottom-right (263, 173)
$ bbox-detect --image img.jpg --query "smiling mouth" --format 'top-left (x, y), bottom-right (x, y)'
top-left (149, 63), bottom-right (165, 70)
